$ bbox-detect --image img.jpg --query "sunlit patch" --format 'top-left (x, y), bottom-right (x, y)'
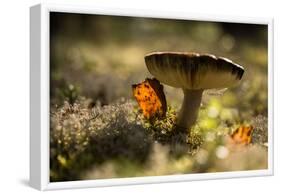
top-left (216, 146), bottom-right (229, 159)
top-left (57, 155), bottom-right (67, 167)
top-left (132, 78), bottom-right (167, 119)
top-left (198, 118), bottom-right (218, 130)
top-left (208, 106), bottom-right (219, 118)
top-left (205, 132), bottom-right (216, 142)
top-left (195, 149), bottom-right (209, 165)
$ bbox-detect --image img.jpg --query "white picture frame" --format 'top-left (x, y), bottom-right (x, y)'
top-left (30, 3), bottom-right (274, 191)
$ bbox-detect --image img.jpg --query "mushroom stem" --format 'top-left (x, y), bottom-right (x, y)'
top-left (176, 89), bottom-right (203, 134)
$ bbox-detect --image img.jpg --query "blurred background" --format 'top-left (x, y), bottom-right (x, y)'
top-left (50, 12), bottom-right (268, 182)
top-left (50, 12), bottom-right (268, 115)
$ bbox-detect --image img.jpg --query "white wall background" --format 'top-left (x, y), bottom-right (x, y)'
top-left (0, 0), bottom-right (280, 193)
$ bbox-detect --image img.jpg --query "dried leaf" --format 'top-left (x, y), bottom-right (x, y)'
top-left (230, 125), bottom-right (253, 145)
top-left (132, 78), bottom-right (166, 119)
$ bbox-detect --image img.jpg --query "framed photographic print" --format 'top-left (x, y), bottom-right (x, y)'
top-left (30, 3), bottom-right (274, 191)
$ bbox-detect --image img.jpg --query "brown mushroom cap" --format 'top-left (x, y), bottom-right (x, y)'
top-left (145, 52), bottom-right (244, 90)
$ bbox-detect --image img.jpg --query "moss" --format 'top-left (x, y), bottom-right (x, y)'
top-left (50, 97), bottom-right (268, 181)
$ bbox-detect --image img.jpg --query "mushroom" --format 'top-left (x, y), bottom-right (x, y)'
top-left (145, 52), bottom-right (244, 136)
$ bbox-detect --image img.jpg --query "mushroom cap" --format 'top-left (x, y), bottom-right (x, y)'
top-left (145, 52), bottom-right (244, 90)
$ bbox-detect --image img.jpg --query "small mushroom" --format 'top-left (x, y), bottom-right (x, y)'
top-left (145, 52), bottom-right (244, 136)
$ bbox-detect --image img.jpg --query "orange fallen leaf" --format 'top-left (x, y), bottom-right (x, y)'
top-left (132, 78), bottom-right (167, 119)
top-left (229, 125), bottom-right (253, 145)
